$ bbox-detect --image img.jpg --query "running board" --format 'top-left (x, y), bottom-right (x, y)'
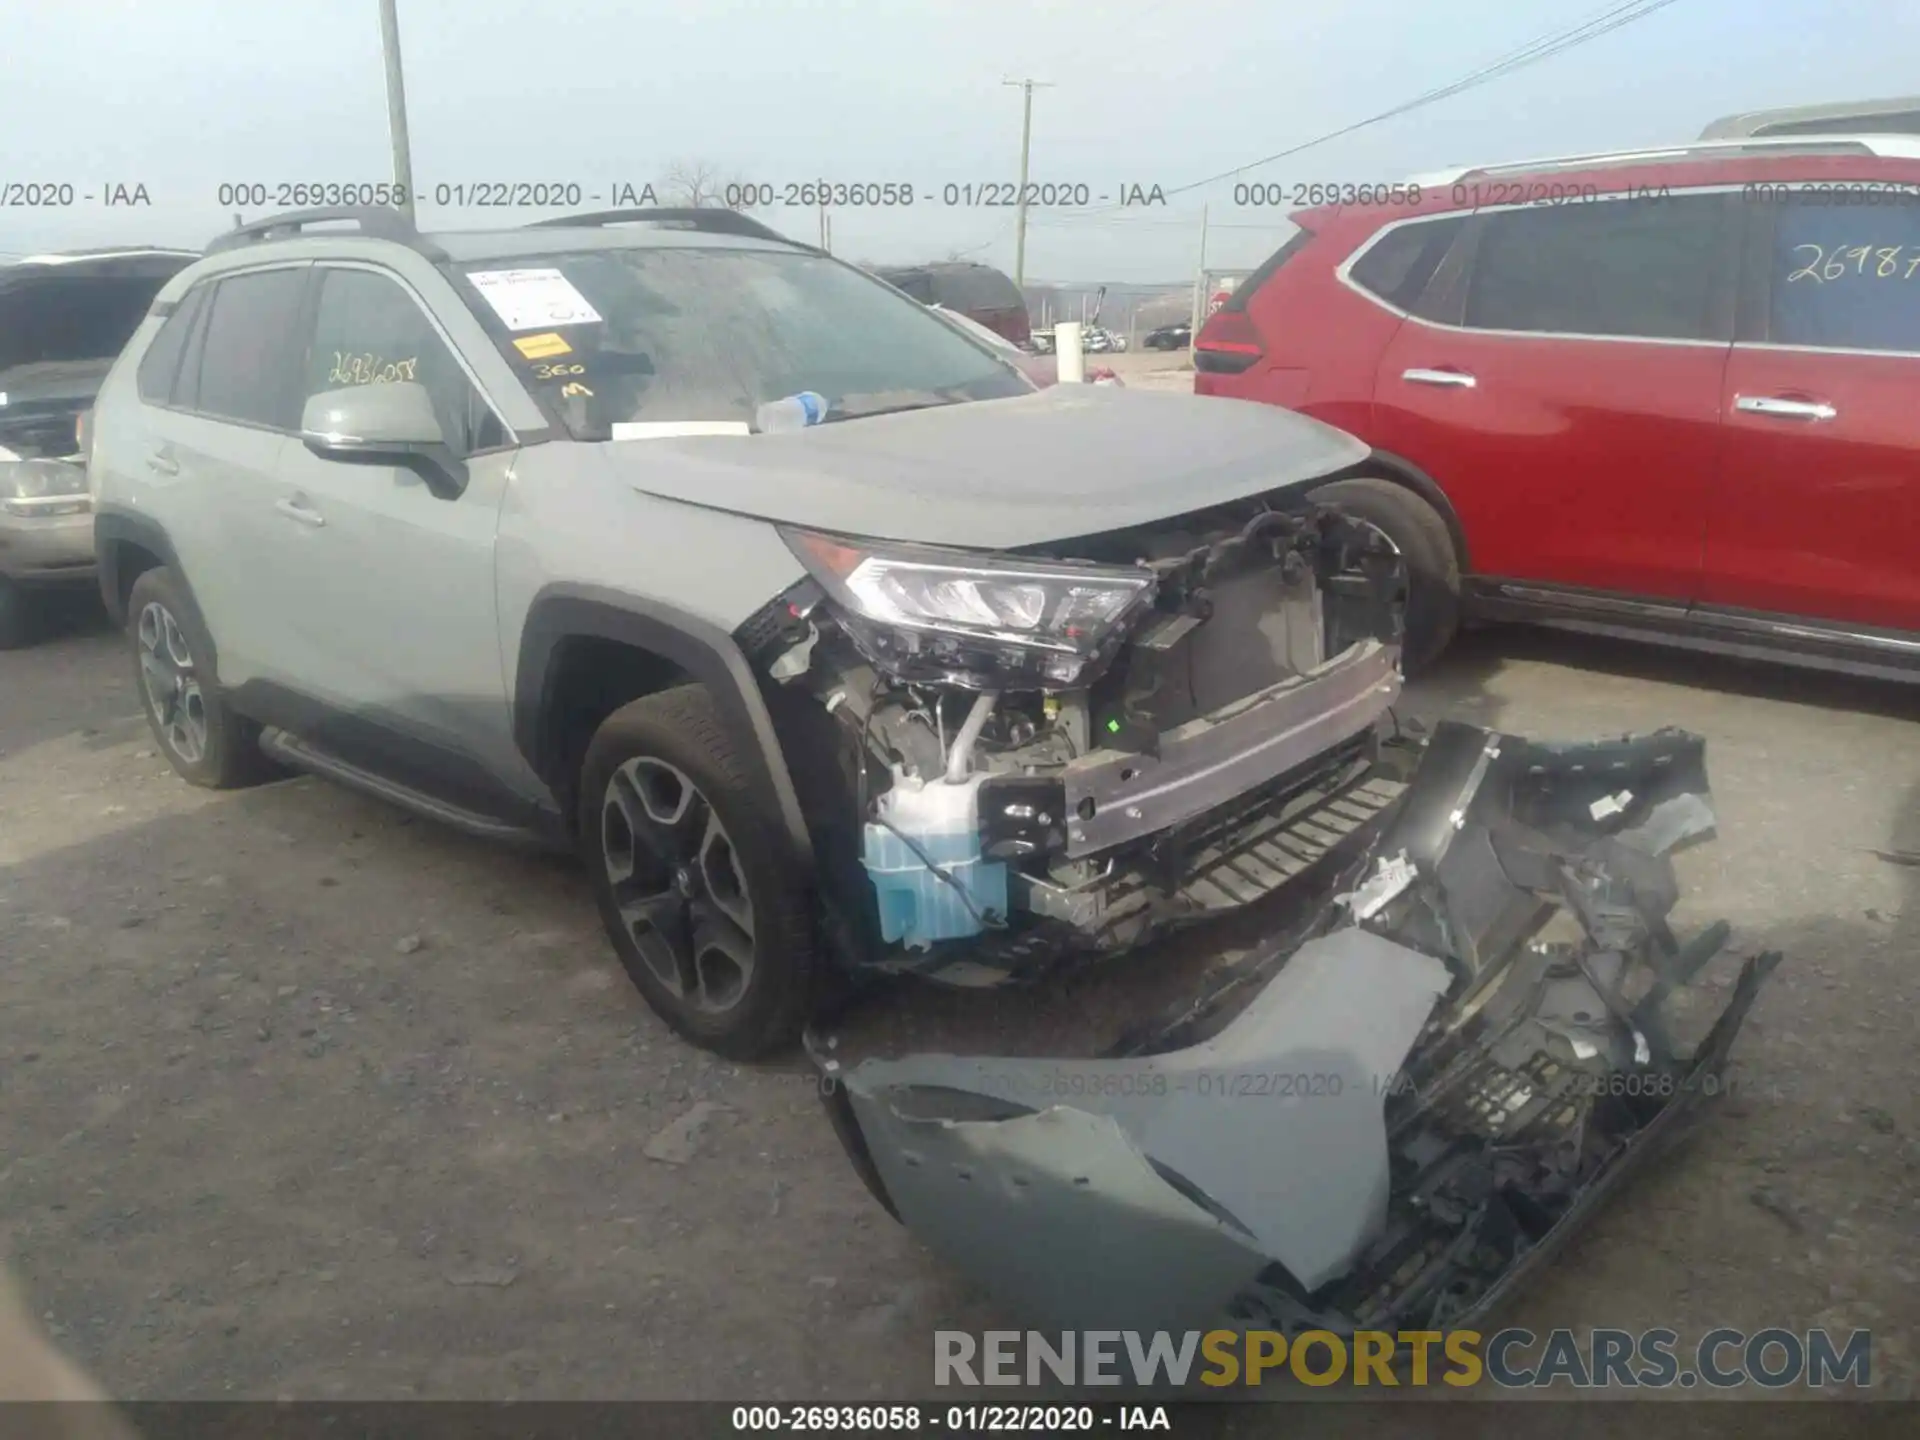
top-left (257, 727), bottom-right (553, 848)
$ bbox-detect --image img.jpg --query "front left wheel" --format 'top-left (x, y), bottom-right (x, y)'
top-left (580, 685), bottom-right (820, 1059)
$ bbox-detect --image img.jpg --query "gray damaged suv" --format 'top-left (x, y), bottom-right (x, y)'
top-left (90, 206), bottom-right (1417, 1056)
top-left (90, 206), bottom-right (1770, 1335)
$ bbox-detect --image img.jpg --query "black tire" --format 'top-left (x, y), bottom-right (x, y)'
top-left (127, 567), bottom-right (270, 788)
top-left (579, 684), bottom-right (818, 1059)
top-left (1308, 475), bottom-right (1462, 675)
top-left (0, 576), bottom-right (36, 650)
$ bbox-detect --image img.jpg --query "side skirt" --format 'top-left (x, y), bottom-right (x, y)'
top-left (257, 727), bottom-right (569, 852)
top-left (1465, 579), bottom-right (1920, 684)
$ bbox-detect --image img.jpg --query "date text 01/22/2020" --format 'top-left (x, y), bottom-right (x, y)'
top-left (953, 1067), bottom-right (1755, 1102)
top-left (730, 1404), bottom-right (1173, 1433)
top-left (211, 181), bottom-right (1171, 211)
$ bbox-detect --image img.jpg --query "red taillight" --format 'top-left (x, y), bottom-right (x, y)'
top-left (1193, 309), bottom-right (1264, 375)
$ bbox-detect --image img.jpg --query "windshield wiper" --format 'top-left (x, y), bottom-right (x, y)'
top-left (819, 389), bottom-right (967, 425)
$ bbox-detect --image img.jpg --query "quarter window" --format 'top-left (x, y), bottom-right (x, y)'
top-left (136, 284), bottom-right (208, 404)
top-left (1767, 201), bottom-right (1920, 353)
top-left (1349, 216), bottom-right (1465, 315)
top-left (1463, 195), bottom-right (1729, 340)
top-left (187, 268), bottom-right (310, 427)
top-left (302, 268), bottom-right (504, 455)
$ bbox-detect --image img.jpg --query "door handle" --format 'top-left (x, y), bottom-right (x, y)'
top-left (1402, 368), bottom-right (1476, 388)
top-left (1734, 394), bottom-right (1836, 422)
top-left (145, 449), bottom-right (179, 476)
top-left (274, 496), bottom-right (326, 528)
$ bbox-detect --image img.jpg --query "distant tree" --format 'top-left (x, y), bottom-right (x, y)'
top-left (658, 159), bottom-right (749, 210)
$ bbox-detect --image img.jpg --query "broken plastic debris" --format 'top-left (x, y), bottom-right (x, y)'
top-left (1589, 789), bottom-right (1634, 821)
top-left (1340, 848), bottom-right (1417, 920)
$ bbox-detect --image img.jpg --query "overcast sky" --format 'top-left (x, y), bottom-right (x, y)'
top-left (4, 0), bottom-right (1917, 280)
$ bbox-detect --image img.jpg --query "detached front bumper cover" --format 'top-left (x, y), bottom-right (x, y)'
top-left (814, 721), bottom-right (1778, 1336)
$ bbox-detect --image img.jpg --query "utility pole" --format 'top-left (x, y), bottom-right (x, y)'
top-left (378, 0), bottom-right (417, 221)
top-left (1188, 204), bottom-right (1210, 345)
top-left (1003, 78), bottom-right (1052, 289)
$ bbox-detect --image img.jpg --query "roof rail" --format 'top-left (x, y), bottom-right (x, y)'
top-left (7, 246), bottom-right (200, 266)
top-left (205, 207), bottom-right (446, 260)
top-left (522, 207), bottom-right (815, 249)
top-left (1702, 97), bottom-right (1920, 140)
top-left (1409, 133), bottom-right (1920, 187)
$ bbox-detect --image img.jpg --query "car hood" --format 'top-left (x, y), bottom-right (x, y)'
top-left (614, 386), bottom-right (1368, 549)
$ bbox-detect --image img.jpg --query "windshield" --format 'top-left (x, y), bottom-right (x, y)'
top-left (455, 246), bottom-right (1031, 439)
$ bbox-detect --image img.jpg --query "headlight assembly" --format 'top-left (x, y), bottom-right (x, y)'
top-left (783, 527), bottom-right (1155, 690)
top-left (1, 457), bottom-right (91, 517)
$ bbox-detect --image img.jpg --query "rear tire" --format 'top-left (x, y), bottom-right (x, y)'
top-left (580, 684), bottom-right (818, 1059)
top-left (127, 567), bottom-right (271, 788)
top-left (1308, 476), bottom-right (1461, 675)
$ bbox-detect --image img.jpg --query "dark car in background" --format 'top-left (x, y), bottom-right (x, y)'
top-left (1144, 321), bottom-right (1191, 350)
top-left (0, 247), bottom-right (198, 646)
top-left (872, 260), bottom-right (1031, 347)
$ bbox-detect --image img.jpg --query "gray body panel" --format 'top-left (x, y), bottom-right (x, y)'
top-left (833, 928), bottom-right (1450, 1330)
top-left (616, 385), bottom-right (1369, 549)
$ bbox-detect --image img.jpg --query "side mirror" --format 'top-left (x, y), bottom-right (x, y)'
top-left (299, 383), bottom-right (465, 499)
top-left (300, 382), bottom-right (446, 459)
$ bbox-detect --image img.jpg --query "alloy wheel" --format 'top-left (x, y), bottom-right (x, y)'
top-left (137, 601), bottom-right (209, 765)
top-left (600, 756), bottom-right (757, 1014)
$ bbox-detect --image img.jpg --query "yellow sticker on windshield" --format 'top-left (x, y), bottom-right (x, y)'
top-left (513, 332), bottom-right (573, 360)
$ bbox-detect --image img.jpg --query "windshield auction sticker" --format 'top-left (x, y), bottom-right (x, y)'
top-left (467, 269), bottom-right (602, 332)
top-left (511, 331), bottom-right (574, 360)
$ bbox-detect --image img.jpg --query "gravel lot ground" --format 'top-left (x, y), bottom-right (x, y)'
top-left (1, 575), bottom-right (1916, 1405)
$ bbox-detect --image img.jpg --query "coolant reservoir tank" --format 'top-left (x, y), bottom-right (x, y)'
top-left (862, 772), bottom-right (1008, 951)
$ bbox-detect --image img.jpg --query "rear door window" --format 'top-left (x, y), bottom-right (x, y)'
top-left (1764, 200), bottom-right (1920, 353)
top-left (302, 266), bottom-right (505, 455)
top-left (1463, 194), bottom-right (1732, 341)
top-left (187, 268), bottom-right (310, 428)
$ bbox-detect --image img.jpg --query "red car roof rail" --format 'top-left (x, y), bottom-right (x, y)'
top-left (1413, 133), bottom-right (1920, 187)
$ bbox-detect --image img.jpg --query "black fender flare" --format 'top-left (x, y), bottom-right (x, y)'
top-left (92, 508), bottom-right (220, 672)
top-left (1352, 449), bottom-right (1473, 575)
top-left (512, 584), bottom-right (815, 872)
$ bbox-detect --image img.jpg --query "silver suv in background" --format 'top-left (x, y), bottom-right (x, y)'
top-left (0, 248), bottom-right (195, 646)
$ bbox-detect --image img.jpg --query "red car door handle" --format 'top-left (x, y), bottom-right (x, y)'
top-left (1402, 367), bottom-right (1476, 388)
top-left (1734, 394), bottom-right (1836, 422)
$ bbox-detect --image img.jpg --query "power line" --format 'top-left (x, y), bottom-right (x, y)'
top-left (1071, 0), bottom-right (1686, 219)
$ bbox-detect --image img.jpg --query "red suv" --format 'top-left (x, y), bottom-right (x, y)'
top-left (1195, 135), bottom-right (1920, 679)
